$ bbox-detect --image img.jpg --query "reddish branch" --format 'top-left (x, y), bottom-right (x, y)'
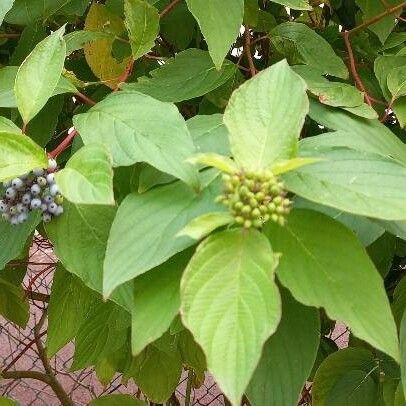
top-left (342, 1), bottom-right (406, 108)
top-left (244, 27), bottom-right (257, 77)
top-left (0, 33), bottom-right (21, 39)
top-left (48, 129), bottom-right (78, 158)
top-left (159, 0), bottom-right (182, 18)
top-left (342, 32), bottom-right (372, 107)
top-left (75, 91), bottom-right (96, 106)
top-left (113, 58), bottom-right (135, 92)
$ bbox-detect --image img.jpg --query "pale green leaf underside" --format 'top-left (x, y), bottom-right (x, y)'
top-left (181, 229), bottom-right (281, 405)
top-left (266, 209), bottom-right (399, 361)
top-left (0, 0), bottom-right (14, 25)
top-left (56, 144), bottom-right (115, 205)
top-left (308, 100), bottom-right (406, 166)
top-left (0, 132), bottom-right (48, 181)
top-left (73, 91), bottom-right (199, 189)
top-left (14, 26), bottom-right (66, 123)
top-left (284, 147), bottom-right (406, 221)
top-left (224, 59), bottom-right (308, 170)
top-left (177, 212), bottom-right (234, 240)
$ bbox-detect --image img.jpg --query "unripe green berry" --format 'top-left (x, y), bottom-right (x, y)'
top-left (234, 201), bottom-right (244, 210)
top-left (253, 219), bottom-right (263, 228)
top-left (255, 192), bottom-right (265, 201)
top-left (235, 216), bottom-right (244, 225)
top-left (273, 196), bottom-right (283, 205)
top-left (271, 214), bottom-right (279, 223)
top-left (259, 205), bottom-right (268, 214)
top-left (241, 205), bottom-right (251, 215)
top-left (268, 202), bottom-right (276, 212)
top-left (252, 208), bottom-right (261, 218)
top-left (244, 219), bottom-right (252, 228)
top-left (249, 198), bottom-right (258, 207)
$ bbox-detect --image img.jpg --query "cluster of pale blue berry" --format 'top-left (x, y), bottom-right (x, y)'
top-left (0, 159), bottom-right (64, 225)
top-left (216, 169), bottom-right (291, 229)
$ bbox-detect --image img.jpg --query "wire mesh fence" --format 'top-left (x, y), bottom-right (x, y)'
top-left (0, 234), bottom-right (227, 405)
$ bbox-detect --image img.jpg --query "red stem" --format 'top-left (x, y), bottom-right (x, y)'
top-left (48, 129), bottom-right (78, 158)
top-left (342, 31), bottom-right (373, 107)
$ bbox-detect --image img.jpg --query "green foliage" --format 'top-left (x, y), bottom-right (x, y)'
top-left (1, 1), bottom-right (406, 404)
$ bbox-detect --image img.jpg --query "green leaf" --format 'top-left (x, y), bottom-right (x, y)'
top-left (307, 100), bottom-right (406, 165)
top-left (224, 60), bottom-right (308, 169)
top-left (294, 197), bottom-right (385, 247)
top-left (187, 114), bottom-right (231, 156)
top-left (47, 266), bottom-right (98, 356)
top-left (0, 132), bottom-right (48, 182)
top-left (5, 0), bottom-right (86, 24)
top-left (271, 157), bottom-right (321, 175)
top-left (247, 289), bottom-right (320, 406)
top-left (121, 49), bottom-right (236, 102)
top-left (45, 202), bottom-right (138, 313)
top-left (0, 67), bottom-right (19, 108)
top-left (14, 26), bottom-right (66, 124)
top-left (265, 209), bottom-right (399, 361)
top-left (0, 66), bottom-right (77, 109)
top-left (284, 147), bottom-right (406, 221)
top-left (270, 23), bottom-right (348, 79)
top-left (188, 152), bottom-right (237, 173)
top-left (0, 0), bottom-right (14, 24)
top-left (45, 201), bottom-right (116, 292)
top-left (0, 212), bottom-right (39, 270)
top-left (72, 301), bottom-right (130, 370)
top-left (185, 0), bottom-right (244, 69)
top-left (178, 329), bottom-right (207, 378)
top-left (0, 397), bottom-right (19, 406)
top-left (375, 55), bottom-right (406, 101)
top-left (292, 65), bottom-right (376, 118)
top-left (401, 310), bottom-right (406, 399)
top-left (177, 212), bottom-right (234, 240)
top-left (125, 337), bottom-right (183, 403)
top-left (124, 0), bottom-right (159, 60)
top-left (90, 395), bottom-right (146, 406)
top-left (270, 0), bottom-right (311, 9)
top-left (55, 144), bottom-right (115, 206)
top-left (0, 117), bottom-right (20, 133)
top-left (64, 30), bottom-right (113, 54)
top-left (388, 66), bottom-right (406, 100)
top-left (73, 91), bottom-right (199, 189)
top-left (393, 97), bottom-right (406, 128)
top-left (0, 278), bottom-right (29, 327)
top-left (181, 229), bottom-right (281, 405)
top-left (131, 251), bottom-right (191, 355)
top-left (355, 0), bottom-right (402, 44)
top-left (103, 171), bottom-right (222, 297)
top-left (312, 348), bottom-right (379, 406)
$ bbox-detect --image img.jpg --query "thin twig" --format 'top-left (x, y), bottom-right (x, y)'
top-left (159, 0), bottom-right (182, 18)
top-left (244, 27), bottom-right (257, 77)
top-left (342, 31), bottom-right (372, 106)
top-left (347, 1), bottom-right (406, 36)
top-left (113, 58), bottom-right (134, 92)
top-left (48, 129), bottom-right (78, 158)
top-left (75, 91), bottom-right (96, 106)
top-left (0, 33), bottom-right (21, 39)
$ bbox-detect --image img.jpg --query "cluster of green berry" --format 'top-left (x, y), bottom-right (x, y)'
top-left (216, 169), bottom-right (291, 229)
top-left (0, 159), bottom-right (64, 225)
